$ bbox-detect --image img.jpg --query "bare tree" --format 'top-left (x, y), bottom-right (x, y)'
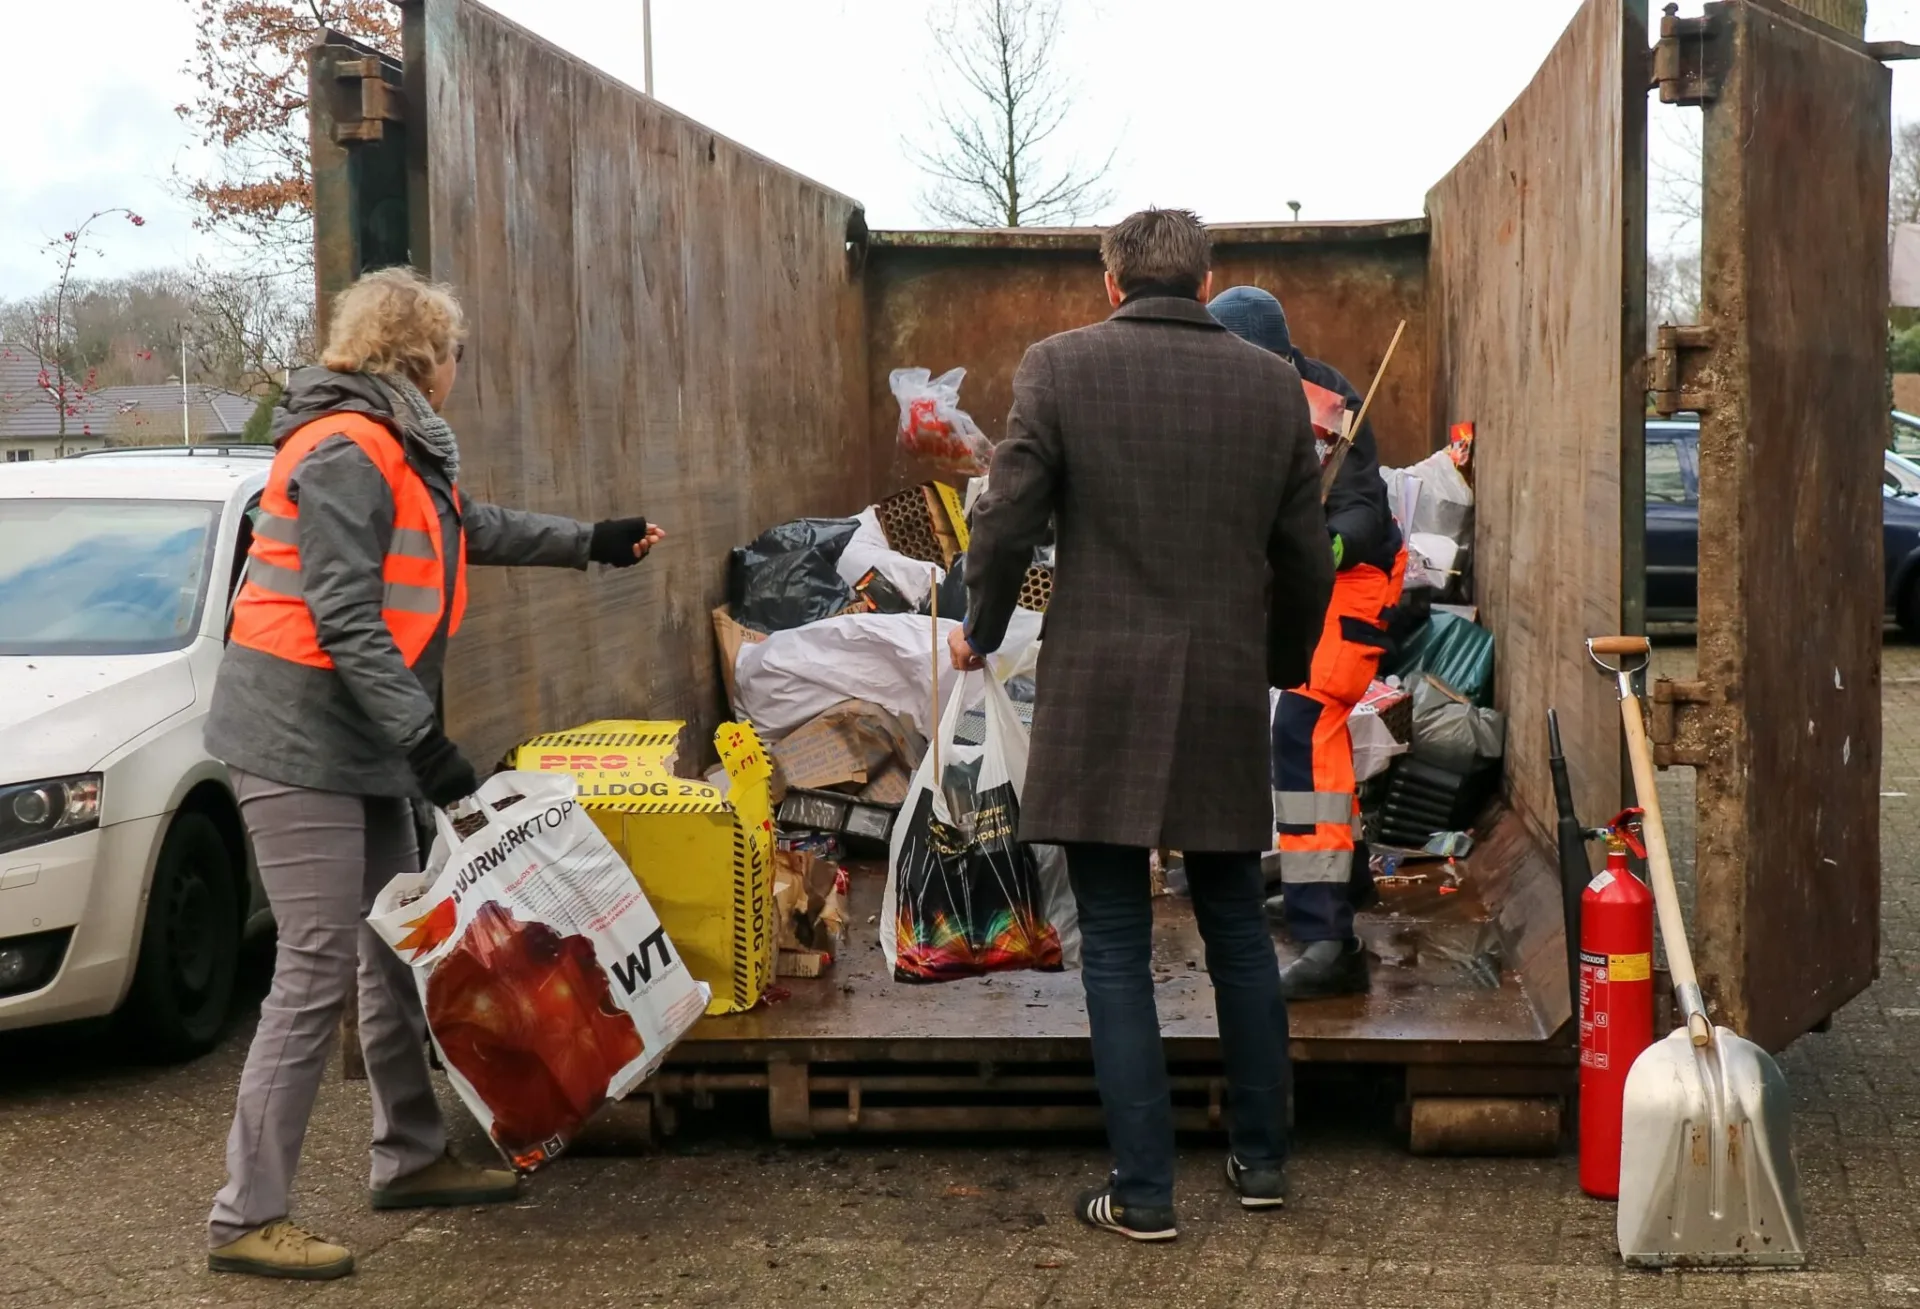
top-left (2, 264), bottom-right (310, 400)
top-left (908, 0), bottom-right (1114, 227)
top-left (1652, 113), bottom-right (1702, 230)
top-left (0, 210), bottom-right (149, 456)
top-left (1892, 121), bottom-right (1920, 231)
top-left (1648, 251), bottom-right (1702, 348)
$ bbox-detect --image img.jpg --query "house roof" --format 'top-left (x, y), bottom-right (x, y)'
top-left (0, 342), bottom-right (257, 441)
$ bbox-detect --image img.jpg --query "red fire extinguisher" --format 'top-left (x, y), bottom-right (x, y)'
top-left (1578, 806), bottom-right (1656, 1200)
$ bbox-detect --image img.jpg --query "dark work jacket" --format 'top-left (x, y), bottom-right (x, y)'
top-left (1295, 352), bottom-right (1402, 573)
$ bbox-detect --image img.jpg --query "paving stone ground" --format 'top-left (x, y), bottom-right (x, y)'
top-left (3, 641), bottom-right (1917, 1308)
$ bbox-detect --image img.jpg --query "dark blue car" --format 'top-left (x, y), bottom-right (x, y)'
top-left (1646, 419), bottom-right (1920, 633)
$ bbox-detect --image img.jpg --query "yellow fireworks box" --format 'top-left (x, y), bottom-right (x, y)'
top-left (510, 720), bottom-right (775, 1016)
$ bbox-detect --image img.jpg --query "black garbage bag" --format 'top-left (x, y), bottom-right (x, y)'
top-left (932, 552), bottom-right (969, 623)
top-left (728, 518), bottom-right (861, 633)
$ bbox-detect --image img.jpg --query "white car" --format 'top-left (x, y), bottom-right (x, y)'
top-left (0, 447), bottom-right (273, 1057)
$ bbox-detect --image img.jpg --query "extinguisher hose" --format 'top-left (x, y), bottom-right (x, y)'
top-left (1548, 709), bottom-right (1590, 1013)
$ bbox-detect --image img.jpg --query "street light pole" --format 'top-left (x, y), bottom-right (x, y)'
top-left (180, 327), bottom-right (191, 445)
top-left (643, 0), bottom-right (653, 96)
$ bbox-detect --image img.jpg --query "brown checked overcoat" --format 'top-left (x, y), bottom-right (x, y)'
top-left (964, 294), bottom-right (1334, 853)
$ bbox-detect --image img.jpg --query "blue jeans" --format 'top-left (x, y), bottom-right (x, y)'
top-left (1065, 844), bottom-right (1291, 1210)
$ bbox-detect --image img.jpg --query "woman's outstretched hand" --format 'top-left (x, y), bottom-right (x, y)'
top-left (590, 517), bottom-right (666, 566)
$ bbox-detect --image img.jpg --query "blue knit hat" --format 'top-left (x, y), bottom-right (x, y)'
top-left (1208, 285), bottom-right (1293, 359)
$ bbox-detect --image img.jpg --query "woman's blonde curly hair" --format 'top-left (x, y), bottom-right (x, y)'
top-left (321, 266), bottom-right (466, 384)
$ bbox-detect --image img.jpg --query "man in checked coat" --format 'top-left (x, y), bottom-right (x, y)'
top-left (953, 207), bottom-right (1334, 1242)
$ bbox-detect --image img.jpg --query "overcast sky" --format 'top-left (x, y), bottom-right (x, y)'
top-left (6, 0), bottom-right (1920, 300)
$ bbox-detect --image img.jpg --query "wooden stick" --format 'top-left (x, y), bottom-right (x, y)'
top-left (930, 568), bottom-right (940, 786)
top-left (1320, 318), bottom-right (1408, 502)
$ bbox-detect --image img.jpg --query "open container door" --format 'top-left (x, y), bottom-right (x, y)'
top-left (404, 0), bottom-right (873, 766)
top-left (1653, 0), bottom-right (1890, 1052)
top-left (1426, 0), bottom-right (1650, 997)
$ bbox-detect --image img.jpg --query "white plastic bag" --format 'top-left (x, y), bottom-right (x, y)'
top-left (1385, 449), bottom-right (1475, 543)
top-left (890, 366), bottom-right (991, 468)
top-left (882, 670), bottom-right (1078, 981)
top-left (733, 608), bottom-right (1045, 743)
top-left (368, 771), bottom-right (709, 1171)
top-left (1349, 705), bottom-right (1410, 781)
top-left (1405, 531), bottom-right (1461, 591)
top-left (835, 506), bottom-right (941, 607)
top-left (735, 612), bottom-right (965, 741)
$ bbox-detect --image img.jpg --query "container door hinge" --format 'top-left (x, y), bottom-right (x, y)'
top-left (1650, 678), bottom-right (1713, 769)
top-left (333, 55), bottom-right (406, 144)
top-left (1649, 324), bottom-right (1718, 417)
top-left (1651, 4), bottom-right (1717, 105)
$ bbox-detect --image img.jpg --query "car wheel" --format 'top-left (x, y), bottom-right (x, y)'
top-left (123, 811), bottom-right (239, 1060)
top-left (1901, 575), bottom-right (1920, 640)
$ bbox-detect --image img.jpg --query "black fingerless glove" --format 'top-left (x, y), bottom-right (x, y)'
top-left (589, 516), bottom-right (650, 567)
top-left (407, 726), bottom-right (480, 808)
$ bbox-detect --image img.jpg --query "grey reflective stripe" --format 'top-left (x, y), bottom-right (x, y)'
top-left (383, 581), bottom-right (443, 615)
top-left (1273, 790), bottom-right (1353, 826)
top-left (1278, 848), bottom-right (1353, 885)
top-left (246, 557), bottom-right (304, 597)
top-left (390, 526), bottom-right (438, 560)
top-left (253, 511), bottom-right (299, 545)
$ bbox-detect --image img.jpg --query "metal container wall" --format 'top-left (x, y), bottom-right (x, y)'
top-left (1425, 0), bottom-right (1650, 866)
top-left (412, 0), bottom-right (873, 767)
top-left (864, 222), bottom-right (1433, 489)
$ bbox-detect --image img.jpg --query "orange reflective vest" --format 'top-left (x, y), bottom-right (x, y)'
top-left (229, 412), bottom-right (468, 669)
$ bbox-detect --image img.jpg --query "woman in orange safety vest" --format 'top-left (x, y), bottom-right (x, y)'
top-left (201, 267), bottom-right (661, 1281)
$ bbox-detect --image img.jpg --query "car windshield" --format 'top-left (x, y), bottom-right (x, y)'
top-left (0, 499), bottom-right (220, 655)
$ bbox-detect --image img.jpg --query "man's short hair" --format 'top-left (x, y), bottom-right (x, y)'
top-left (1100, 207), bottom-right (1211, 298)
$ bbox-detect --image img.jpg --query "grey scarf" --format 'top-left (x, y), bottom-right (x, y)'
top-left (377, 373), bottom-right (460, 482)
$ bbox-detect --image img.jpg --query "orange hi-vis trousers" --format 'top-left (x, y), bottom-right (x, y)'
top-left (1272, 548), bottom-right (1408, 942)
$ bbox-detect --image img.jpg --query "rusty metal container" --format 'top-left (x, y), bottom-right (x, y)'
top-left (311, 0), bottom-right (1890, 1139)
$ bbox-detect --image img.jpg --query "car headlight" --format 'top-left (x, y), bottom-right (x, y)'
top-left (0, 775), bottom-right (102, 855)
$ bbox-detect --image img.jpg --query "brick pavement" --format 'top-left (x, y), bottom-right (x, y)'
top-left (3, 644), bottom-right (1919, 1308)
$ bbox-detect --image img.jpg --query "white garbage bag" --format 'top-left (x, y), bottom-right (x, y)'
top-left (734, 608), bottom-right (1044, 742)
top-left (835, 507), bottom-right (941, 608)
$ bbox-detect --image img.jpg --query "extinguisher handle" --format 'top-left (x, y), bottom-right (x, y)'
top-left (1614, 669), bottom-right (1713, 1048)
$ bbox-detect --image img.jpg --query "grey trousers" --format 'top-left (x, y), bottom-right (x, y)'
top-left (207, 771), bottom-right (446, 1247)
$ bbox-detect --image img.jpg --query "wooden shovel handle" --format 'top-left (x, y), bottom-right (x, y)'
top-left (1589, 635), bottom-right (1651, 656)
top-left (1617, 680), bottom-right (1712, 1047)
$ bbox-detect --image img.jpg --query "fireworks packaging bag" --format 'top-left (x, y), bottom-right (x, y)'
top-left (369, 771), bottom-right (709, 1172)
top-left (889, 366), bottom-right (991, 468)
top-left (882, 670), bottom-right (1077, 983)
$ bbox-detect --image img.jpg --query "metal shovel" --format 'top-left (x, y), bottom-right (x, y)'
top-left (1587, 636), bottom-right (1807, 1269)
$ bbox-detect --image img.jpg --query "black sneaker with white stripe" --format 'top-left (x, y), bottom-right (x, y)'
top-left (1225, 1155), bottom-right (1289, 1209)
top-left (1074, 1186), bottom-right (1177, 1242)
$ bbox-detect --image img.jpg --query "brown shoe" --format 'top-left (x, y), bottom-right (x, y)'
top-left (371, 1150), bottom-right (520, 1210)
top-left (208, 1221), bottom-right (354, 1280)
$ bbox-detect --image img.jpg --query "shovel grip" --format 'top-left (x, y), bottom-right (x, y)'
top-left (1589, 635), bottom-right (1651, 655)
top-left (1617, 674), bottom-right (1707, 1033)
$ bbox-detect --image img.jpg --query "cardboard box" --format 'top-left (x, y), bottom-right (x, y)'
top-left (776, 950), bottom-right (831, 978)
top-left (858, 758), bottom-right (914, 808)
top-left (514, 721), bottom-right (775, 1016)
top-left (711, 606), bottom-right (768, 718)
top-left (770, 699), bottom-right (924, 796)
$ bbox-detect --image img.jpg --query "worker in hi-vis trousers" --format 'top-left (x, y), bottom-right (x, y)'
top-left (1209, 286), bottom-right (1408, 999)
